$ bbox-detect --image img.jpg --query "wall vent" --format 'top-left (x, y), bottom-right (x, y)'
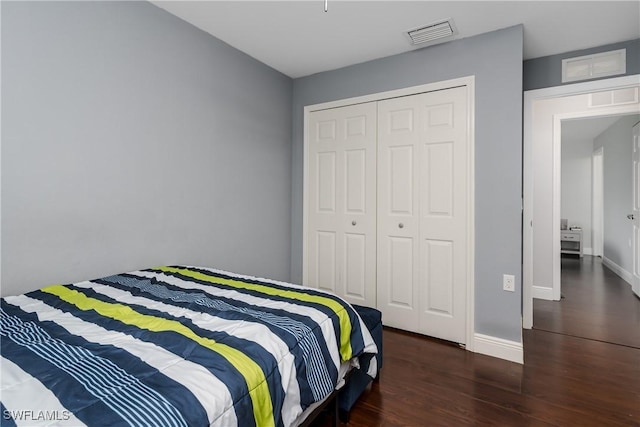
top-left (562, 49), bottom-right (626, 83)
top-left (406, 18), bottom-right (457, 47)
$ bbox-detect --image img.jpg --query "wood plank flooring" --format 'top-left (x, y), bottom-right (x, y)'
top-left (535, 255), bottom-right (640, 348)
top-left (313, 256), bottom-right (640, 426)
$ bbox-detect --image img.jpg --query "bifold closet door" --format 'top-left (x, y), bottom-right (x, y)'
top-left (306, 102), bottom-right (377, 307)
top-left (377, 86), bottom-right (469, 344)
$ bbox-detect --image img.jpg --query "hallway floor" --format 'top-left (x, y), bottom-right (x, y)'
top-left (534, 255), bottom-right (640, 348)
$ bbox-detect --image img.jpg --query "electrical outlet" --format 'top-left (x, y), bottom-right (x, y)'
top-left (503, 274), bottom-right (515, 292)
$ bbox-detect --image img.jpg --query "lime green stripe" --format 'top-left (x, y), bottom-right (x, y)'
top-left (157, 266), bottom-right (354, 361)
top-left (42, 285), bottom-right (275, 427)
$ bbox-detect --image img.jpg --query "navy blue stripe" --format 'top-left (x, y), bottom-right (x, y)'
top-left (153, 267), bottom-right (369, 377)
top-left (99, 273), bottom-right (338, 407)
top-left (1, 402), bottom-right (18, 427)
top-left (150, 268), bottom-right (347, 349)
top-left (28, 289), bottom-right (257, 427)
top-left (160, 266), bottom-right (364, 329)
top-left (165, 266), bottom-right (350, 303)
top-left (150, 267), bottom-right (342, 311)
top-left (66, 284), bottom-right (285, 423)
top-left (6, 298), bottom-right (208, 426)
top-left (1, 302), bottom-right (189, 427)
top-left (184, 267), bottom-right (373, 391)
top-left (175, 265), bottom-right (370, 352)
top-left (1, 301), bottom-right (127, 427)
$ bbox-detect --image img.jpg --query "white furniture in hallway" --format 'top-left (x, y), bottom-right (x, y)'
top-left (560, 229), bottom-right (583, 257)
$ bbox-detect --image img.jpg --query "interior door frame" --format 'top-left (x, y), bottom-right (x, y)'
top-left (302, 76), bottom-right (476, 350)
top-left (523, 74), bottom-right (640, 329)
top-left (632, 122), bottom-right (640, 297)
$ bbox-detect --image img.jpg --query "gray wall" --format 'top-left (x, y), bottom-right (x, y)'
top-left (594, 114), bottom-right (639, 274)
top-left (291, 26), bottom-right (524, 342)
top-left (560, 131), bottom-right (593, 252)
top-left (1, 1), bottom-right (293, 296)
top-left (524, 39), bottom-right (640, 91)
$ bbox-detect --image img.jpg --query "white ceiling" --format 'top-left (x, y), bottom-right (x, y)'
top-left (562, 115), bottom-right (625, 144)
top-left (151, 1), bottom-right (640, 78)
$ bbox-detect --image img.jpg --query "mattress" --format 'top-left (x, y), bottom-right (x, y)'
top-left (1, 266), bottom-right (378, 427)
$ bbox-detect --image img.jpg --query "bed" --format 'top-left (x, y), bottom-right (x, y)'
top-left (0, 265), bottom-right (378, 426)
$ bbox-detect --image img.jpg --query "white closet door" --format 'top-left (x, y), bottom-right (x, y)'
top-left (377, 86), bottom-right (469, 343)
top-left (306, 102), bottom-right (377, 307)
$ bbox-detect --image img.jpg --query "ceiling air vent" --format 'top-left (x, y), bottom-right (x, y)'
top-left (406, 18), bottom-right (457, 47)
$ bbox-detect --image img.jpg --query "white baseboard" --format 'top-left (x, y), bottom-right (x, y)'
top-left (602, 256), bottom-right (632, 285)
top-left (532, 285), bottom-right (554, 300)
top-left (474, 333), bottom-right (523, 364)
top-left (583, 247), bottom-right (593, 256)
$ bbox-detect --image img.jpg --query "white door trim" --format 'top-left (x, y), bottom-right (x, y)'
top-left (523, 74), bottom-right (640, 329)
top-left (303, 76), bottom-right (476, 350)
top-left (632, 122), bottom-right (640, 297)
top-left (304, 76), bottom-right (474, 113)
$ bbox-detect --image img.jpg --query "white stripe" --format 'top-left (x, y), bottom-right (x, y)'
top-left (2, 310), bottom-right (180, 427)
top-left (4, 295), bottom-right (238, 427)
top-left (142, 268), bottom-right (381, 399)
top-left (108, 272), bottom-right (333, 400)
top-left (199, 267), bottom-right (380, 382)
top-left (186, 266), bottom-right (339, 296)
top-left (75, 280), bottom-right (305, 426)
top-left (134, 270), bottom-right (342, 369)
top-left (1, 357), bottom-right (86, 427)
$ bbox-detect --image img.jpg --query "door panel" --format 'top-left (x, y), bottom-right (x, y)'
top-left (315, 231), bottom-right (336, 293)
top-left (378, 86), bottom-right (468, 343)
top-left (344, 233), bottom-right (366, 299)
top-left (390, 146), bottom-right (414, 214)
top-left (317, 119), bottom-right (336, 140)
top-left (389, 109), bottom-right (414, 132)
top-left (422, 239), bottom-right (454, 315)
top-left (424, 141), bottom-right (454, 217)
top-left (316, 152), bottom-right (336, 213)
top-left (388, 236), bottom-right (415, 308)
top-left (307, 102), bottom-right (377, 307)
top-left (345, 149), bottom-right (366, 213)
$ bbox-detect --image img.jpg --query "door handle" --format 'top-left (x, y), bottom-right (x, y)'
top-left (628, 214), bottom-right (635, 220)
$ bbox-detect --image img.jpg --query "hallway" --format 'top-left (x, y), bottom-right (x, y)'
top-left (534, 255), bottom-right (640, 348)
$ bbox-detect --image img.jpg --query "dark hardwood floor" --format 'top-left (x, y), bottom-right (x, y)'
top-left (314, 256), bottom-right (640, 426)
top-left (535, 255), bottom-right (640, 348)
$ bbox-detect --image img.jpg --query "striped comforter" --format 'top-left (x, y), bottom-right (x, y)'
top-left (0, 266), bottom-right (378, 427)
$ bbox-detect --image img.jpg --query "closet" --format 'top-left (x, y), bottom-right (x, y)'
top-left (304, 84), bottom-right (470, 344)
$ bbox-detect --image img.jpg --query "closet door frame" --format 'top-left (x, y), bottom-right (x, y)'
top-left (302, 76), bottom-right (476, 351)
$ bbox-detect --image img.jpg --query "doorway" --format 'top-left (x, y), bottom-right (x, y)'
top-left (523, 74), bottom-right (640, 329)
top-left (532, 113), bottom-right (640, 348)
top-left (559, 117), bottom-right (617, 261)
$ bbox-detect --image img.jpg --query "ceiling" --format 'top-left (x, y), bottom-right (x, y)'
top-left (562, 115), bottom-right (631, 145)
top-left (151, 1), bottom-right (640, 78)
